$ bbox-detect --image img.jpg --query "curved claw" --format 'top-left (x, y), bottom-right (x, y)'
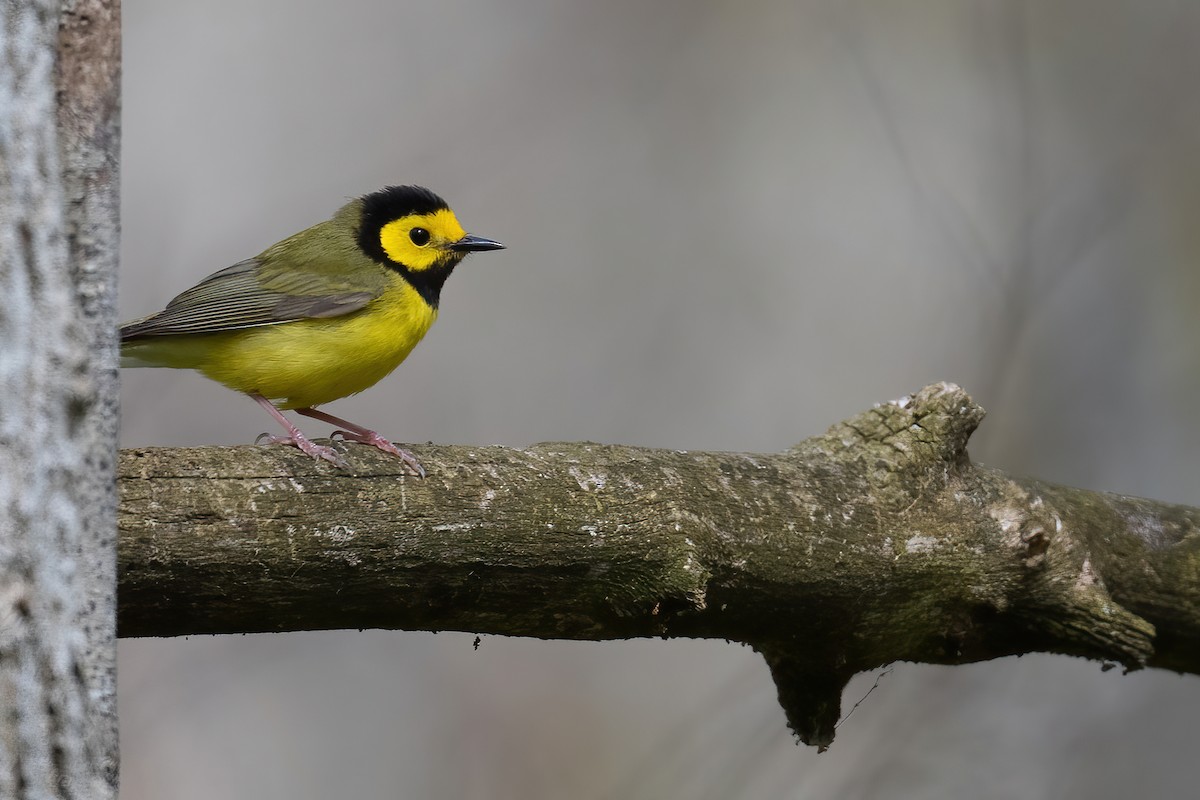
top-left (248, 394), bottom-right (351, 469)
top-left (331, 429), bottom-right (425, 477)
top-left (289, 405), bottom-right (426, 477)
top-left (257, 430), bottom-right (348, 469)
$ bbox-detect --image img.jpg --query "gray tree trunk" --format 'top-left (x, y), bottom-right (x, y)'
top-left (0, 0), bottom-right (120, 795)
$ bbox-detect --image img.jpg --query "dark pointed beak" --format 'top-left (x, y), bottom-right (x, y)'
top-left (450, 234), bottom-right (505, 253)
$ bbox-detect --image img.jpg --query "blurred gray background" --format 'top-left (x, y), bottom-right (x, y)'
top-left (118, 1), bottom-right (1200, 797)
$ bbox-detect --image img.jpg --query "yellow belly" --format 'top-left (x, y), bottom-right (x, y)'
top-left (123, 282), bottom-right (437, 409)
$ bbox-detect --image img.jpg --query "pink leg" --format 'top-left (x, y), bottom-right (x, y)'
top-left (250, 394), bottom-right (348, 468)
top-left (296, 407), bottom-right (425, 477)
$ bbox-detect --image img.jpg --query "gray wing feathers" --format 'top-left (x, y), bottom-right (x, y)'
top-left (120, 259), bottom-right (379, 339)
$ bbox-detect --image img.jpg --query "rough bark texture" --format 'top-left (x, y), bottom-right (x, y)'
top-left (118, 383), bottom-right (1200, 748)
top-left (56, 0), bottom-right (121, 787)
top-left (0, 0), bottom-right (119, 796)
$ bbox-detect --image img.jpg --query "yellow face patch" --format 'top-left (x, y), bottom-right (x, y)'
top-left (378, 208), bottom-right (468, 272)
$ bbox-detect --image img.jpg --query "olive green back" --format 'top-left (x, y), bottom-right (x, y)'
top-left (121, 201), bottom-right (389, 340)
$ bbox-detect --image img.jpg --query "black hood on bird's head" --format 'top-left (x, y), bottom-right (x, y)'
top-left (357, 183), bottom-right (451, 261)
top-left (356, 185), bottom-right (450, 258)
top-left (361, 185), bottom-right (449, 220)
top-left (354, 185), bottom-right (460, 308)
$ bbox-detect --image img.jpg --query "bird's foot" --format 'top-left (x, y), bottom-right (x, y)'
top-left (256, 431), bottom-right (349, 469)
top-left (330, 429), bottom-right (425, 477)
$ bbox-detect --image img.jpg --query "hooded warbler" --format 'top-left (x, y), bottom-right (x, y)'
top-left (120, 185), bottom-right (503, 475)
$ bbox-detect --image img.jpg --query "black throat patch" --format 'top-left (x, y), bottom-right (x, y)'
top-left (394, 260), bottom-right (459, 309)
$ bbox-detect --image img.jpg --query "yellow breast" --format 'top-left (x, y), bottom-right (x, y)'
top-left (131, 277), bottom-right (438, 410)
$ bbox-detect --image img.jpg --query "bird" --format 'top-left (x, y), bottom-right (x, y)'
top-left (120, 185), bottom-right (503, 475)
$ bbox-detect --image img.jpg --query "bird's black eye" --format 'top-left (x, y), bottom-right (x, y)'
top-left (409, 227), bottom-right (431, 246)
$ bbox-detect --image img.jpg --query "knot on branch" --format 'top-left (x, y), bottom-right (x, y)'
top-left (987, 480), bottom-right (1157, 670)
top-left (824, 382), bottom-right (983, 470)
top-left (791, 383), bottom-right (985, 511)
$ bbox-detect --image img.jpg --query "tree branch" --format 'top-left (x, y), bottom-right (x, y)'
top-left (117, 383), bottom-right (1200, 748)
